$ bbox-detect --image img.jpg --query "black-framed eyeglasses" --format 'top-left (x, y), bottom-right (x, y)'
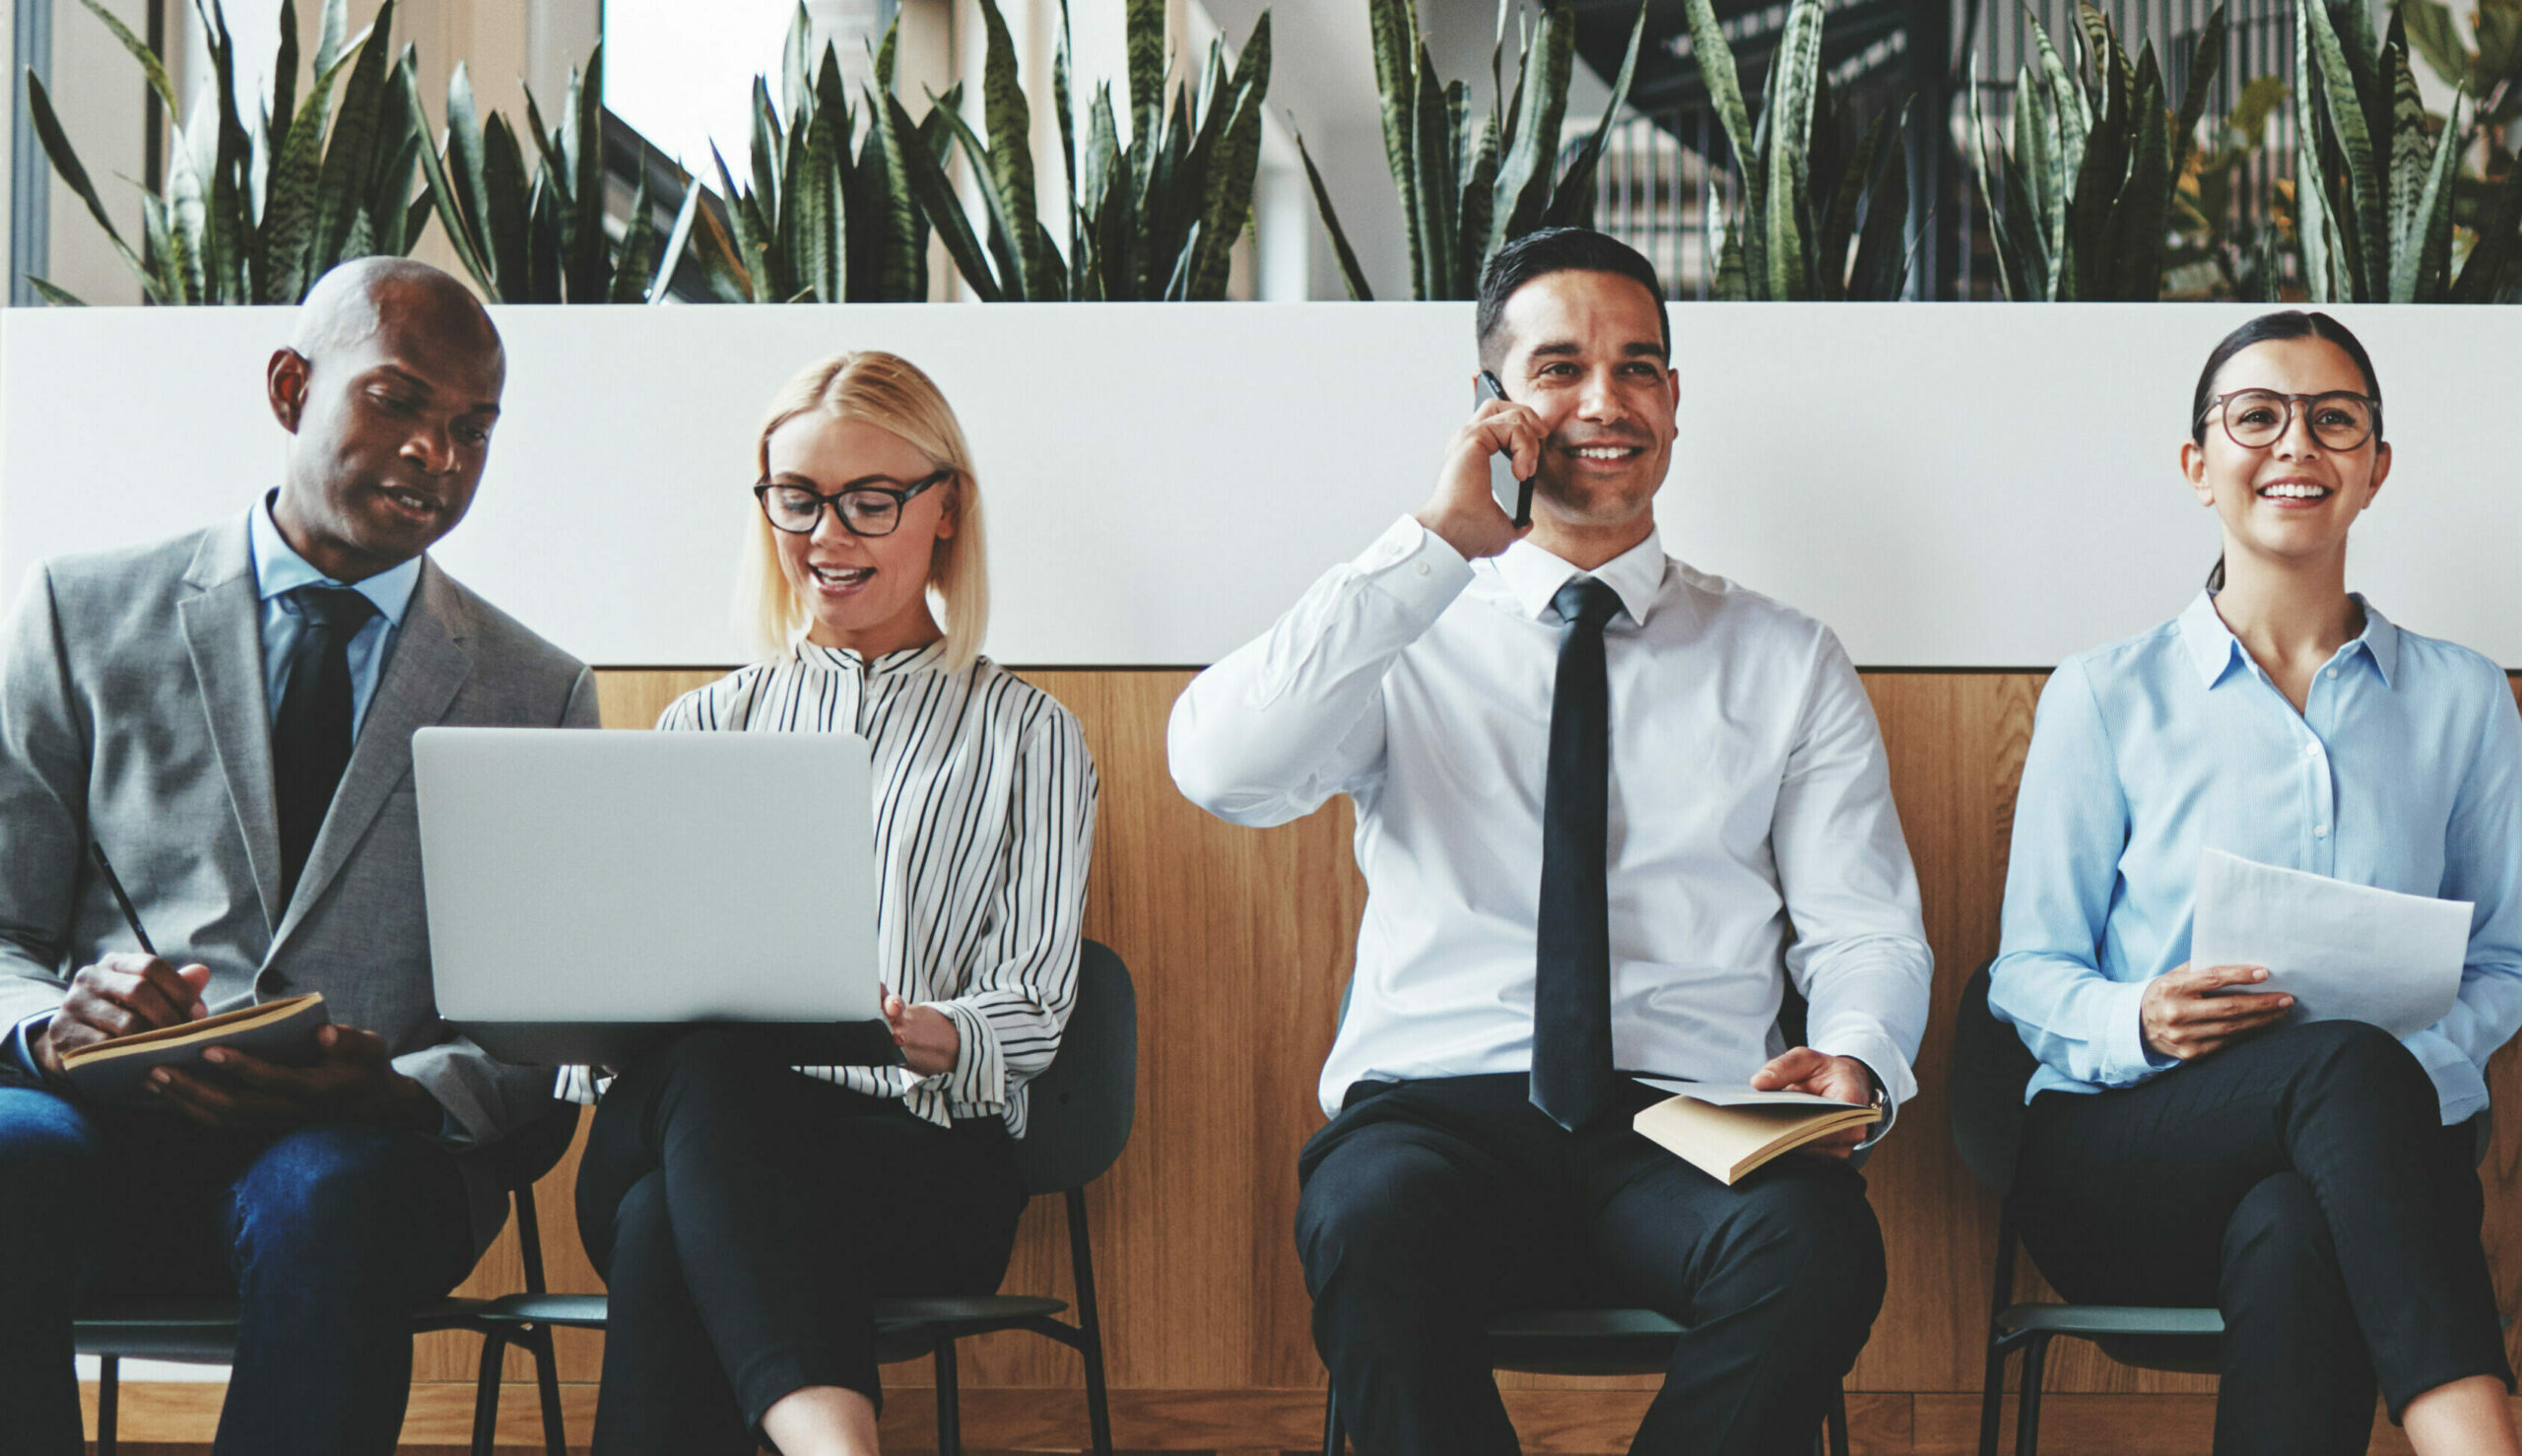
top-left (754, 469), bottom-right (951, 538)
top-left (2200, 389), bottom-right (2381, 452)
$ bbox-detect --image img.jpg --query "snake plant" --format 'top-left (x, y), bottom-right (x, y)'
top-left (1968, 0), bottom-right (2229, 300)
top-left (2292, 0), bottom-right (2520, 300)
top-left (24, 0), bottom-right (432, 304)
top-left (1681, 0), bottom-right (1918, 299)
top-left (690, 8), bottom-right (930, 303)
top-left (899, 0), bottom-right (1273, 301)
top-left (411, 42), bottom-right (699, 304)
top-left (1298, 0), bottom-right (1649, 301)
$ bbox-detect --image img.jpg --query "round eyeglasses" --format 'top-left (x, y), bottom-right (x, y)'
top-left (2200, 389), bottom-right (2380, 452)
top-left (754, 470), bottom-right (951, 538)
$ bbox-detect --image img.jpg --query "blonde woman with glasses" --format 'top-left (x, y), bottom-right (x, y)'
top-left (560, 352), bottom-right (1097, 1456)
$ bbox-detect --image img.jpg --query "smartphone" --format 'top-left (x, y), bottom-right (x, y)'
top-left (1475, 369), bottom-right (1534, 529)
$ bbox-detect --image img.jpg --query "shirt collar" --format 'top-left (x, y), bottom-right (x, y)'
top-left (247, 492), bottom-right (421, 627)
top-left (795, 635), bottom-right (951, 680)
top-left (2177, 588), bottom-right (2400, 692)
top-left (1493, 527), bottom-right (1668, 626)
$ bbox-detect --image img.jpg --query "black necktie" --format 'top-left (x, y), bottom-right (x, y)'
top-left (1533, 576), bottom-right (1623, 1131)
top-left (272, 585), bottom-right (377, 905)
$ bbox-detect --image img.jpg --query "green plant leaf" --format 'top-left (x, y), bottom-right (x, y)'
top-left (1758, 0), bottom-right (1825, 298)
top-left (2397, 89), bottom-right (2462, 298)
top-left (270, 0), bottom-right (299, 163)
top-left (796, 85), bottom-right (847, 300)
top-left (1540, 0), bottom-right (1644, 232)
top-left (1457, 106), bottom-right (1501, 289)
top-left (2105, 56), bottom-right (2169, 298)
top-left (2301, 0), bottom-right (2387, 294)
top-left (312, 0), bottom-right (349, 79)
top-left (1055, 0), bottom-right (1079, 243)
top-left (75, 0), bottom-right (181, 125)
top-left (27, 277), bottom-right (89, 305)
top-left (567, 45), bottom-right (609, 301)
top-left (2293, 0), bottom-right (2347, 300)
top-left (977, 0), bottom-right (1049, 296)
top-left (480, 111), bottom-right (534, 298)
top-left (931, 91), bottom-right (1040, 298)
top-left (1820, 100), bottom-right (1894, 299)
top-left (1368, 0), bottom-right (1427, 291)
top-left (1411, 44), bottom-right (1460, 298)
top-left (1848, 101), bottom-right (1913, 298)
top-left (646, 171), bottom-right (704, 303)
top-left (24, 72), bottom-right (158, 296)
top-left (1491, 1), bottom-right (1571, 252)
top-left (1186, 19), bottom-right (1270, 299)
top-left (2451, 152), bottom-right (2522, 299)
top-left (1127, 0), bottom-right (1167, 129)
top-left (2171, 3), bottom-right (2227, 182)
top-left (888, 93), bottom-right (1005, 299)
top-left (1295, 122), bottom-right (1373, 299)
top-left (866, 76), bottom-right (928, 300)
top-left (309, 0), bottom-right (397, 274)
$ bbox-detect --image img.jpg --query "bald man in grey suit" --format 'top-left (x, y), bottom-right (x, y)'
top-left (0, 260), bottom-right (597, 1456)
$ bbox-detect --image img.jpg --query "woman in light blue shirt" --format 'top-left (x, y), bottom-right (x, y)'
top-left (1993, 311), bottom-right (2522, 1456)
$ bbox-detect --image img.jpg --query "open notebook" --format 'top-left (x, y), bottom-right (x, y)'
top-left (1631, 1080), bottom-right (1881, 1185)
top-left (58, 994), bottom-right (329, 1104)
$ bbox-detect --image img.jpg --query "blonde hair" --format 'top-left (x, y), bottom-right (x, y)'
top-left (736, 351), bottom-right (990, 670)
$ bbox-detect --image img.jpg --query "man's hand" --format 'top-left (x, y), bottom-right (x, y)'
top-left (2140, 962), bottom-right (2291, 1062)
top-left (145, 1025), bottom-right (438, 1133)
top-left (1416, 393), bottom-right (1546, 562)
top-left (1750, 1047), bottom-right (1878, 1159)
top-left (883, 993), bottom-right (961, 1078)
top-left (34, 954), bottom-right (212, 1080)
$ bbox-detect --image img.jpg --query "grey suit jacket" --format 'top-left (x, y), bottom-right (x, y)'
top-left (0, 510), bottom-right (600, 1249)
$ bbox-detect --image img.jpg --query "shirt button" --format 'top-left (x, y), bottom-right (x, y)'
top-left (2326, 668), bottom-right (2338, 679)
top-left (2315, 825), bottom-right (2330, 837)
top-left (1415, 562), bottom-right (1430, 576)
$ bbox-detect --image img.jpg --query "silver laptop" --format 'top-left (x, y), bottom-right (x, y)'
top-left (414, 726), bottom-right (897, 1067)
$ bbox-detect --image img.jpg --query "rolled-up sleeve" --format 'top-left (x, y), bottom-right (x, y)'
top-left (2421, 673), bottom-right (2522, 1124)
top-left (1772, 628), bottom-right (1933, 1128)
top-left (1991, 659), bottom-right (2165, 1089)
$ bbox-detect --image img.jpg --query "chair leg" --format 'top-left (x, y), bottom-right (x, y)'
top-left (1064, 1187), bottom-right (1115, 1456)
top-left (1979, 1333), bottom-right (2010, 1456)
top-left (97, 1354), bottom-right (118, 1456)
top-left (471, 1331), bottom-right (509, 1456)
top-left (2015, 1332), bottom-right (2053, 1456)
top-left (526, 1325), bottom-right (566, 1456)
top-left (1322, 1385), bottom-right (1345, 1456)
top-left (933, 1337), bottom-right (962, 1456)
top-left (1827, 1382), bottom-right (1851, 1456)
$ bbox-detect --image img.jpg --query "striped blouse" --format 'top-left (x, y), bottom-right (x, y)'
top-left (557, 639), bottom-right (1097, 1135)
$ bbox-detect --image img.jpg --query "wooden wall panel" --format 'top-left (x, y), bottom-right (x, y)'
top-left (402, 666), bottom-right (2522, 1419)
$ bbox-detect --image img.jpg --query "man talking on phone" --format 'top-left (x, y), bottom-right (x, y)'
top-left (1169, 229), bottom-right (1931, 1455)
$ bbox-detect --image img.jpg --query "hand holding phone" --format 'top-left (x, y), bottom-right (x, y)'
top-left (1476, 370), bottom-right (1535, 530)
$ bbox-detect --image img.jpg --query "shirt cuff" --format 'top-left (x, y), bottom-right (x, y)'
top-left (2101, 979), bottom-right (2171, 1084)
top-left (1354, 516), bottom-right (1474, 617)
top-left (11, 1011), bottom-right (54, 1082)
top-left (937, 1001), bottom-right (1003, 1110)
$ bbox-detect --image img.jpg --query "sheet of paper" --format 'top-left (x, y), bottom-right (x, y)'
top-left (1633, 1078), bottom-right (1869, 1110)
top-left (2190, 849), bottom-right (2470, 1038)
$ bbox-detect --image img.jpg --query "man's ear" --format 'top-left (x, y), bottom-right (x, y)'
top-left (267, 348), bottom-right (309, 433)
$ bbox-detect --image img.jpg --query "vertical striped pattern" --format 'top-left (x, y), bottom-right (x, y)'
top-left (557, 639), bottom-right (1097, 1136)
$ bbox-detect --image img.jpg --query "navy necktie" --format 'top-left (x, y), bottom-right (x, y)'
top-left (1532, 576), bottom-right (1623, 1130)
top-left (272, 585), bottom-right (377, 904)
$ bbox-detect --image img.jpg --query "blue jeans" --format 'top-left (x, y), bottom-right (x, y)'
top-left (0, 1085), bottom-right (476, 1456)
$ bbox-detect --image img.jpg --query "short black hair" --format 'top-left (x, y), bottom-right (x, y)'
top-left (1475, 228), bottom-right (1669, 370)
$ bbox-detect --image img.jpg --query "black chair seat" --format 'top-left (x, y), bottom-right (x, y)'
top-left (1488, 1307), bottom-right (1686, 1376)
top-left (72, 1295), bottom-right (497, 1363)
top-left (474, 1291), bottom-right (1071, 1342)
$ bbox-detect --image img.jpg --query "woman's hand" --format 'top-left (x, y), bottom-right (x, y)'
top-left (883, 993), bottom-right (961, 1077)
top-left (2140, 962), bottom-right (2293, 1061)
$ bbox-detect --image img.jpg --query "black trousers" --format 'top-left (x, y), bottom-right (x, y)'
top-left (2013, 1020), bottom-right (2512, 1456)
top-left (574, 1029), bottom-right (1028, 1456)
top-left (1295, 1074), bottom-right (1886, 1456)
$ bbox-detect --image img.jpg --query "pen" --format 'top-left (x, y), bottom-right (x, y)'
top-left (87, 841), bottom-right (159, 959)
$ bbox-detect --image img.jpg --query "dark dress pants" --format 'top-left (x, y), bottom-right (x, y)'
top-left (0, 1085), bottom-right (478, 1456)
top-left (2013, 1020), bottom-right (2512, 1456)
top-left (574, 1028), bottom-right (1029, 1456)
top-left (1295, 1074), bottom-right (1886, 1456)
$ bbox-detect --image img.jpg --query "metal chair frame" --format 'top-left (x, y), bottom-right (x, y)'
top-left (72, 1104), bottom-right (582, 1456)
top-left (467, 940), bottom-right (1136, 1456)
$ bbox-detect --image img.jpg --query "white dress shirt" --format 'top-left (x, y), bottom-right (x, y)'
top-left (1170, 516), bottom-right (1932, 1121)
top-left (559, 640), bottom-right (1097, 1136)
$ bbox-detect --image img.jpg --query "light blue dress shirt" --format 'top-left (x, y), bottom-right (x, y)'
top-left (10, 498), bottom-right (423, 1078)
top-left (246, 492), bottom-right (419, 736)
top-left (1991, 591), bottom-right (2522, 1125)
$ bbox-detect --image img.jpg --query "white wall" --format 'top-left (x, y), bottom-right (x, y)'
top-left (3, 302), bottom-right (2517, 669)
